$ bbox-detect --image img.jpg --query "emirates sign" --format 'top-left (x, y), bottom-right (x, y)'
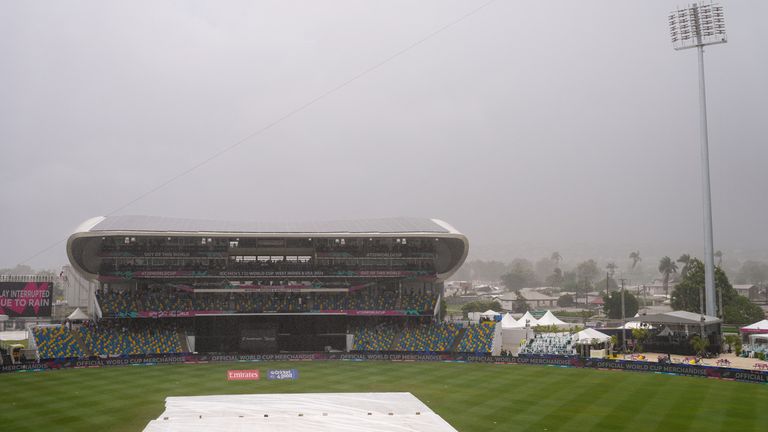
top-left (227, 369), bottom-right (260, 381)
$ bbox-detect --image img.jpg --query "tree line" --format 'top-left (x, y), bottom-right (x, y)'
top-left (452, 252), bottom-right (766, 324)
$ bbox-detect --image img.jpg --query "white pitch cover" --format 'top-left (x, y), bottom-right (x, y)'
top-left (143, 392), bottom-right (458, 432)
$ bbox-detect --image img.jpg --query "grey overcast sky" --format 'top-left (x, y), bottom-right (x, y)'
top-left (1, 0), bottom-right (766, 269)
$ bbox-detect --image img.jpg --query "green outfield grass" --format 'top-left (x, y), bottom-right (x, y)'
top-left (1, 361), bottom-right (766, 432)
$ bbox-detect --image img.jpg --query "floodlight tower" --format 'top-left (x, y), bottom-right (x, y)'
top-left (668, 3), bottom-right (726, 318)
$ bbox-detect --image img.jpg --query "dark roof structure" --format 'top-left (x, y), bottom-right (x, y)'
top-left (637, 310), bottom-right (721, 325)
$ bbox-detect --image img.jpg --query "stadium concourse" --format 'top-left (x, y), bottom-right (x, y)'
top-left (26, 215), bottom-right (502, 360)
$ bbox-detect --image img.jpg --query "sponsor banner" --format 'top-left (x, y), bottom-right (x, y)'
top-left (205, 353), bottom-right (320, 362)
top-left (267, 369), bottom-right (299, 380)
top-left (102, 271), bottom-right (208, 280)
top-left (333, 270), bottom-right (429, 277)
top-left (136, 310), bottom-right (223, 318)
top-left (4, 352), bottom-right (767, 384)
top-left (110, 310), bottom-right (225, 318)
top-left (98, 251), bottom-right (227, 258)
top-left (215, 285), bottom-right (314, 293)
top-left (333, 353), bottom-right (450, 362)
top-left (0, 282), bottom-right (53, 317)
top-left (108, 309), bottom-right (428, 318)
top-left (227, 369), bottom-right (260, 381)
top-left (219, 271), bottom-right (325, 278)
top-left (315, 310), bottom-right (425, 316)
top-left (348, 309), bottom-right (423, 316)
top-left (100, 269), bottom-right (437, 281)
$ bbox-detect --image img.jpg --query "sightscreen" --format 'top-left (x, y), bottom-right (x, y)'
top-left (0, 282), bottom-right (53, 317)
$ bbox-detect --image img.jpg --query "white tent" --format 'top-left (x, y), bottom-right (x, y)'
top-left (67, 307), bottom-right (89, 321)
top-left (572, 328), bottom-right (610, 344)
top-left (740, 319), bottom-right (768, 334)
top-left (517, 311), bottom-right (538, 327)
top-left (481, 309), bottom-right (499, 319)
top-left (501, 313), bottom-right (523, 329)
top-left (536, 310), bottom-right (567, 326)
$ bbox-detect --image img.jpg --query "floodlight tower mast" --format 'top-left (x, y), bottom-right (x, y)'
top-left (668, 3), bottom-right (726, 318)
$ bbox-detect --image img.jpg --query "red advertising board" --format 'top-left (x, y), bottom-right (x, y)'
top-left (227, 369), bottom-right (260, 381)
top-left (0, 282), bottom-right (53, 317)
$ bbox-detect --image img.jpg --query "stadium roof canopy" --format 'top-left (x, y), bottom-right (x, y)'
top-left (77, 215), bottom-right (459, 235)
top-left (67, 215), bottom-right (469, 281)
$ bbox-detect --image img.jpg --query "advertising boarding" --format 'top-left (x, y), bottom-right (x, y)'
top-left (0, 282), bottom-right (53, 317)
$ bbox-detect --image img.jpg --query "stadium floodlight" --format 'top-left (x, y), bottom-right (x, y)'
top-left (669, 3), bottom-right (726, 51)
top-left (668, 2), bottom-right (726, 318)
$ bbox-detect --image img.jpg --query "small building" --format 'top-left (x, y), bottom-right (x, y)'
top-left (629, 282), bottom-right (675, 297)
top-left (497, 289), bottom-right (557, 310)
top-left (732, 284), bottom-right (759, 301)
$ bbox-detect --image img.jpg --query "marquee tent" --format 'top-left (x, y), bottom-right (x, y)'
top-left (740, 319), bottom-right (768, 334)
top-left (501, 313), bottom-right (522, 329)
top-left (572, 328), bottom-right (610, 344)
top-left (517, 311), bottom-right (538, 327)
top-left (536, 310), bottom-right (567, 326)
top-left (67, 308), bottom-right (89, 321)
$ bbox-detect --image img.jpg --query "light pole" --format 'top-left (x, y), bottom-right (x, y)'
top-left (668, 3), bottom-right (726, 318)
top-left (618, 278), bottom-right (629, 354)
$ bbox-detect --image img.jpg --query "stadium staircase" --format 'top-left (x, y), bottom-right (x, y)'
top-left (448, 327), bottom-right (467, 352)
top-left (72, 330), bottom-right (91, 357)
top-left (177, 331), bottom-right (190, 353)
top-left (389, 331), bottom-right (403, 351)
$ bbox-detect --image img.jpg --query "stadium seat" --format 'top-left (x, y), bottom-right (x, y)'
top-left (32, 326), bottom-right (84, 359)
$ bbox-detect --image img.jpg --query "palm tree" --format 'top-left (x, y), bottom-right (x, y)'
top-left (606, 262), bottom-right (618, 278)
top-left (550, 252), bottom-right (562, 269)
top-left (715, 250), bottom-right (723, 267)
top-left (629, 251), bottom-right (641, 269)
top-left (677, 254), bottom-right (691, 277)
top-left (690, 335), bottom-right (710, 357)
top-left (658, 256), bottom-right (678, 297)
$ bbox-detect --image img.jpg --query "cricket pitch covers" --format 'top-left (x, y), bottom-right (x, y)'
top-left (143, 392), bottom-right (457, 432)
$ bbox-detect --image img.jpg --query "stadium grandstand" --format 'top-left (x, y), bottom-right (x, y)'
top-left (21, 215), bottom-right (498, 360)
